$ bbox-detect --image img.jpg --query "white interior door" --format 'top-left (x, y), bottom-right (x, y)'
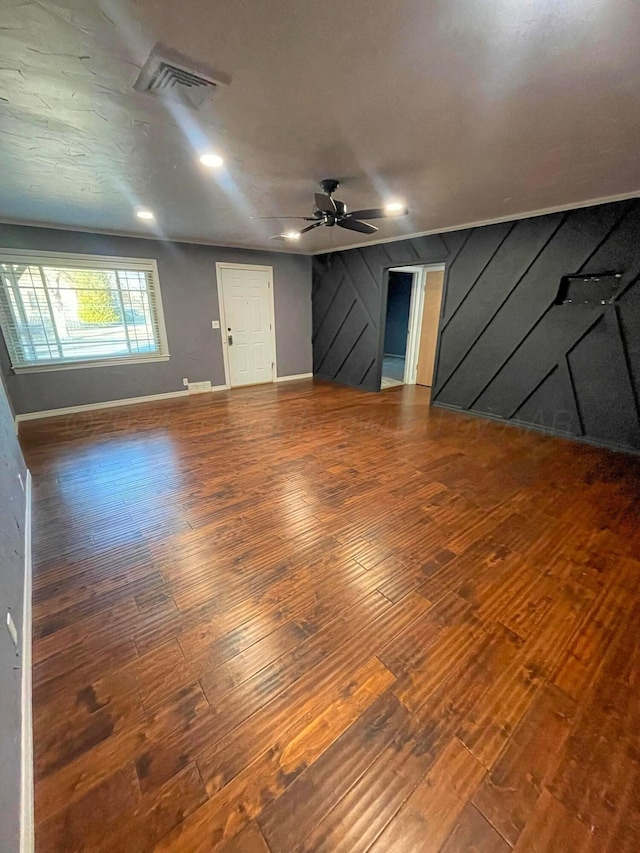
top-left (220, 266), bottom-right (274, 387)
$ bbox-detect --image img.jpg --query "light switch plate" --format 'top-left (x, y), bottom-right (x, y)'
top-left (211, 320), bottom-right (220, 329)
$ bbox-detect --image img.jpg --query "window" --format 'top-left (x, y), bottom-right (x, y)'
top-left (0, 250), bottom-right (169, 372)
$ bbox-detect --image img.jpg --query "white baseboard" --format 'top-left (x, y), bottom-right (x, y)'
top-left (14, 386), bottom-right (227, 424)
top-left (15, 389), bottom-right (188, 422)
top-left (275, 373), bottom-right (313, 383)
top-left (20, 470), bottom-right (33, 853)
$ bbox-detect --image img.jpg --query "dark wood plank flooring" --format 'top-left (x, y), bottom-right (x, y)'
top-left (21, 380), bottom-right (640, 852)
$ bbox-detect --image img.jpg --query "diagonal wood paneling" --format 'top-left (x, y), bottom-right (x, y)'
top-left (312, 234), bottom-right (451, 390)
top-left (435, 203), bottom-right (628, 408)
top-left (435, 214), bottom-right (565, 389)
top-left (472, 305), bottom-right (605, 420)
top-left (312, 198), bottom-right (640, 453)
top-left (514, 361), bottom-right (583, 437)
top-left (568, 308), bottom-right (640, 448)
top-left (440, 222), bottom-right (513, 323)
top-left (469, 202), bottom-right (640, 420)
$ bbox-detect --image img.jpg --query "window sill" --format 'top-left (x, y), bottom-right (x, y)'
top-left (12, 354), bottom-right (170, 374)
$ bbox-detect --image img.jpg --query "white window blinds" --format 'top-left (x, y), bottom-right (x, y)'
top-left (0, 251), bottom-right (169, 372)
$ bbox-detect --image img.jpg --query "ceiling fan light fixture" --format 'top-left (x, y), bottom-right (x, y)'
top-left (200, 152), bottom-right (225, 168)
top-left (258, 181), bottom-right (404, 240)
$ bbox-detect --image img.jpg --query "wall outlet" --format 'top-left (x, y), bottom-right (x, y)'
top-left (211, 320), bottom-right (220, 329)
top-left (187, 380), bottom-right (213, 394)
top-left (6, 611), bottom-right (18, 653)
top-left (182, 378), bottom-right (189, 386)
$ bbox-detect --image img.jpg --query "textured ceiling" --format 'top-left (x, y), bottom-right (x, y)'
top-left (1, 0), bottom-right (640, 253)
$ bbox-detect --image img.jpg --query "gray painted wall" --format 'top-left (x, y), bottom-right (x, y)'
top-left (313, 198), bottom-right (640, 455)
top-left (0, 225), bottom-right (313, 414)
top-left (0, 370), bottom-right (27, 853)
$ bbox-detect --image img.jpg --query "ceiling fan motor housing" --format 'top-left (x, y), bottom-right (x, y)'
top-left (319, 178), bottom-right (340, 195)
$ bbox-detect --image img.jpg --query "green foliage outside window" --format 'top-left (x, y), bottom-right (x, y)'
top-left (74, 271), bottom-right (120, 324)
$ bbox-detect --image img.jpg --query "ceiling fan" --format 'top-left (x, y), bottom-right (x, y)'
top-left (252, 179), bottom-right (408, 240)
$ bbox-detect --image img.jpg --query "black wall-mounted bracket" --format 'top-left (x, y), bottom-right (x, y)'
top-left (555, 272), bottom-right (624, 306)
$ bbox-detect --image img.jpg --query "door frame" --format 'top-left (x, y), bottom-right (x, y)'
top-left (215, 262), bottom-right (278, 388)
top-left (387, 263), bottom-right (446, 386)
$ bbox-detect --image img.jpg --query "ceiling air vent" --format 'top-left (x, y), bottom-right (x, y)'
top-left (133, 44), bottom-right (230, 110)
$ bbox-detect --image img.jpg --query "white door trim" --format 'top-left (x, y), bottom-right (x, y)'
top-left (404, 269), bottom-right (426, 385)
top-left (389, 264), bottom-right (446, 385)
top-left (20, 470), bottom-right (33, 853)
top-left (215, 263), bottom-right (277, 388)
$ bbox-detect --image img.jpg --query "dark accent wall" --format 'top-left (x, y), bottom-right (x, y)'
top-left (383, 272), bottom-right (412, 356)
top-left (312, 198), bottom-right (640, 454)
top-left (0, 225), bottom-right (313, 414)
top-left (312, 233), bottom-right (456, 389)
top-left (0, 371), bottom-right (28, 853)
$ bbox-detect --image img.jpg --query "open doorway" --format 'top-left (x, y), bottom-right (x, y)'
top-left (382, 270), bottom-right (413, 388)
top-left (381, 264), bottom-right (446, 390)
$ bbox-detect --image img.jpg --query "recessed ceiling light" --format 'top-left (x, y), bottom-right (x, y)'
top-left (283, 230), bottom-right (301, 240)
top-left (136, 210), bottom-right (154, 220)
top-left (199, 153), bottom-right (225, 168)
top-left (385, 201), bottom-right (406, 215)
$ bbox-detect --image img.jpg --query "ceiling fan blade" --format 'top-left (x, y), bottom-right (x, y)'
top-left (251, 216), bottom-right (314, 220)
top-left (347, 208), bottom-right (390, 220)
top-left (300, 221), bottom-right (325, 234)
top-left (314, 193), bottom-right (337, 215)
top-left (271, 220), bottom-right (324, 240)
top-left (337, 219), bottom-right (378, 235)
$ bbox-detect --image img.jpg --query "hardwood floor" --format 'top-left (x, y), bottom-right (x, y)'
top-left (21, 380), bottom-right (640, 852)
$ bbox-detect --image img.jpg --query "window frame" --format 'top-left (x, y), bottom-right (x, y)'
top-left (0, 249), bottom-right (170, 373)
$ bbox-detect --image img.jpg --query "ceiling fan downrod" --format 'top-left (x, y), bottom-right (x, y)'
top-left (319, 178), bottom-right (340, 196)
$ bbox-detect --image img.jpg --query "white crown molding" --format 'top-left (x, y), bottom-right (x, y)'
top-left (307, 189), bottom-right (640, 255)
top-left (1, 189), bottom-right (638, 258)
top-left (0, 217), bottom-right (307, 255)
